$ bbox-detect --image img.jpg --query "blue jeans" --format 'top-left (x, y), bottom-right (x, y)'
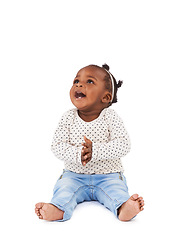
top-left (50, 169), bottom-right (130, 221)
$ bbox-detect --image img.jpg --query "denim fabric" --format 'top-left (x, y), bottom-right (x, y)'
top-left (50, 169), bottom-right (130, 221)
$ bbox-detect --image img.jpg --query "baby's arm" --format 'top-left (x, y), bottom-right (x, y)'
top-left (91, 109), bottom-right (131, 161)
top-left (51, 111), bottom-right (82, 163)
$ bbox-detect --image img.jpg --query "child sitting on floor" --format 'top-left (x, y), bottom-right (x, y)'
top-left (35, 63), bottom-right (144, 222)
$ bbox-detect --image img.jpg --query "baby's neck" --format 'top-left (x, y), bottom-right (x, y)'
top-left (78, 109), bottom-right (104, 122)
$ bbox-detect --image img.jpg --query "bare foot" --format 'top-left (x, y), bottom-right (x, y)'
top-left (118, 194), bottom-right (144, 221)
top-left (35, 202), bottom-right (64, 221)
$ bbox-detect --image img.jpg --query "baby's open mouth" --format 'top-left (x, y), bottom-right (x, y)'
top-left (75, 91), bottom-right (86, 99)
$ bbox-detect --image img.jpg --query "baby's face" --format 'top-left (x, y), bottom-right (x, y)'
top-left (70, 66), bottom-right (110, 112)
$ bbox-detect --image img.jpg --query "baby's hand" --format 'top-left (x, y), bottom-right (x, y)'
top-left (81, 136), bottom-right (92, 166)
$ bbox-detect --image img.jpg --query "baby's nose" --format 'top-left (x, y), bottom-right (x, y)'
top-left (76, 83), bottom-right (83, 87)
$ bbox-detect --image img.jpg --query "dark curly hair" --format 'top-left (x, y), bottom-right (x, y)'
top-left (87, 63), bottom-right (123, 106)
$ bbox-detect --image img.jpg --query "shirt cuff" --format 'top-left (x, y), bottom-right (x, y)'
top-left (91, 142), bottom-right (99, 161)
top-left (76, 146), bottom-right (82, 164)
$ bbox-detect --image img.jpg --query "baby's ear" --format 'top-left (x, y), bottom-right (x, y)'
top-left (102, 92), bottom-right (112, 103)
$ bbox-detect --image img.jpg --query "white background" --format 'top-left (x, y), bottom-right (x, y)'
top-left (0, 0), bottom-right (180, 239)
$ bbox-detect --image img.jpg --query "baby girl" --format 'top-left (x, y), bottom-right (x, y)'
top-left (35, 64), bottom-right (144, 221)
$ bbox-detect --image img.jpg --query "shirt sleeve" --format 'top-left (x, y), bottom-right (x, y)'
top-left (91, 109), bottom-right (131, 161)
top-left (51, 110), bottom-right (82, 164)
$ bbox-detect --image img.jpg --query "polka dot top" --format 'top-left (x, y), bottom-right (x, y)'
top-left (51, 108), bottom-right (131, 174)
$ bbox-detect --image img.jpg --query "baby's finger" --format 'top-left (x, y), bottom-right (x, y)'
top-left (82, 159), bottom-right (89, 166)
top-left (81, 152), bottom-right (91, 161)
top-left (81, 142), bottom-right (87, 147)
top-left (81, 154), bottom-right (88, 161)
top-left (82, 161), bottom-right (86, 166)
top-left (82, 158), bottom-right (91, 166)
top-left (84, 136), bottom-right (88, 141)
top-left (82, 141), bottom-right (89, 149)
top-left (84, 136), bottom-right (92, 145)
top-left (81, 148), bottom-right (90, 155)
top-left (84, 153), bottom-right (91, 160)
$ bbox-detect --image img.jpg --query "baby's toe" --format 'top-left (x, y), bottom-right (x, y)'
top-left (139, 199), bottom-right (144, 210)
top-left (35, 207), bottom-right (40, 215)
top-left (35, 202), bottom-right (44, 209)
top-left (35, 202), bottom-right (46, 219)
top-left (131, 194), bottom-right (139, 200)
top-left (40, 209), bottom-right (46, 218)
top-left (138, 196), bottom-right (143, 201)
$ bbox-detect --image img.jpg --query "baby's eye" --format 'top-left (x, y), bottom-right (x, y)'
top-left (87, 79), bottom-right (94, 84)
top-left (73, 79), bottom-right (79, 84)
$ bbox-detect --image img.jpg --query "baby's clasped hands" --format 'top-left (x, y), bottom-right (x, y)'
top-left (81, 136), bottom-right (92, 166)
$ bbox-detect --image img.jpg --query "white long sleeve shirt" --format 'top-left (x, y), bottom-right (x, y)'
top-left (51, 107), bottom-right (131, 174)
